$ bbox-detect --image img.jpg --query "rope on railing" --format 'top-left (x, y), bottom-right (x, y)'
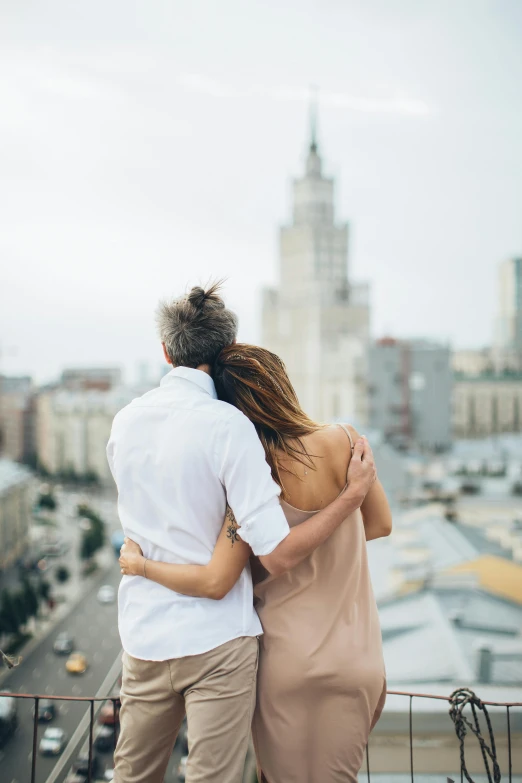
top-left (449, 687), bottom-right (501, 783)
top-left (0, 648), bottom-right (22, 669)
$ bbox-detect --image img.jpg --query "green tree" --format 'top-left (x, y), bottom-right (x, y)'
top-left (38, 493), bottom-right (57, 511)
top-left (21, 579), bottom-right (39, 619)
top-left (12, 591), bottom-right (29, 629)
top-left (39, 580), bottom-right (51, 602)
top-left (55, 566), bottom-right (70, 584)
top-left (0, 589), bottom-right (19, 636)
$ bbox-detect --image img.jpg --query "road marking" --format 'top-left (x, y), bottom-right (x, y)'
top-left (44, 650), bottom-right (122, 783)
top-left (45, 653), bottom-right (53, 663)
top-left (18, 684), bottom-right (26, 692)
top-left (72, 684), bottom-right (82, 695)
top-left (45, 684), bottom-right (54, 694)
top-left (33, 668), bottom-right (40, 679)
top-left (60, 705), bottom-right (69, 715)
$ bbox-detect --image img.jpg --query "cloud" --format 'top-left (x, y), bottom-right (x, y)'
top-left (178, 73), bottom-right (435, 116)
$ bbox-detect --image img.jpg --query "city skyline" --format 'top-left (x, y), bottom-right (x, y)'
top-left (1, 0), bottom-right (521, 382)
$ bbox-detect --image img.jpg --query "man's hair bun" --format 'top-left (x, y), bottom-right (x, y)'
top-left (187, 286), bottom-right (207, 309)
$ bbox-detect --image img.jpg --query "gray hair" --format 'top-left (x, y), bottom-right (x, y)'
top-left (156, 282), bottom-right (238, 368)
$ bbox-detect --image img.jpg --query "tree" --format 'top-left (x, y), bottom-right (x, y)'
top-left (55, 566), bottom-right (70, 584)
top-left (21, 580), bottom-right (39, 619)
top-left (38, 493), bottom-right (57, 511)
top-left (39, 581), bottom-right (51, 602)
top-left (11, 592), bottom-right (28, 629)
top-left (0, 590), bottom-right (19, 637)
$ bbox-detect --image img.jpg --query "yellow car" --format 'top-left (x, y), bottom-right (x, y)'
top-left (66, 652), bottom-right (88, 674)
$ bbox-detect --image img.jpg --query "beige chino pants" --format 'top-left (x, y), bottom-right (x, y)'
top-left (113, 636), bottom-right (258, 783)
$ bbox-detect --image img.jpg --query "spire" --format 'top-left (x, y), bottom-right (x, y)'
top-left (309, 84), bottom-right (319, 153)
top-left (306, 85), bottom-right (322, 177)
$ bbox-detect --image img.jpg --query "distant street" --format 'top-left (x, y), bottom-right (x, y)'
top-left (0, 561), bottom-right (122, 783)
top-left (1, 487), bottom-right (186, 783)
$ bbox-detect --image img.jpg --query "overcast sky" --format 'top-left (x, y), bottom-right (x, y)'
top-left (1, 0), bottom-right (521, 383)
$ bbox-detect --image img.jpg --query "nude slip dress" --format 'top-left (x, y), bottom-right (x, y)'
top-left (251, 425), bottom-right (387, 783)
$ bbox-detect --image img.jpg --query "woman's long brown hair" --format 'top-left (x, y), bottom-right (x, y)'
top-left (213, 344), bottom-right (323, 490)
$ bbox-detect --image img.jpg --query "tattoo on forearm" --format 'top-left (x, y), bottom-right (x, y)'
top-left (226, 506), bottom-right (240, 547)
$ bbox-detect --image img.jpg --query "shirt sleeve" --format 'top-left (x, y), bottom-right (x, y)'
top-left (219, 411), bottom-right (290, 556)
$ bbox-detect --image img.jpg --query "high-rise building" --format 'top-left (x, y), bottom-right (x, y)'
top-left (368, 338), bottom-right (452, 450)
top-left (0, 375), bottom-right (36, 464)
top-left (262, 108), bottom-right (370, 424)
top-left (494, 257), bottom-right (522, 371)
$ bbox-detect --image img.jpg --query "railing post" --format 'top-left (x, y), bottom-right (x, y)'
top-left (112, 697), bottom-right (119, 754)
top-left (507, 705), bottom-right (512, 783)
top-left (31, 696), bottom-right (39, 783)
top-left (88, 699), bottom-right (94, 782)
top-left (365, 742), bottom-right (371, 783)
top-left (409, 694), bottom-right (414, 783)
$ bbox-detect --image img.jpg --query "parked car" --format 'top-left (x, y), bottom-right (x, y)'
top-left (177, 719), bottom-right (188, 754)
top-left (39, 726), bottom-right (67, 755)
top-left (66, 652), bottom-right (88, 674)
top-left (97, 699), bottom-right (119, 726)
top-left (94, 725), bottom-right (116, 752)
top-left (64, 750), bottom-right (101, 782)
top-left (34, 699), bottom-right (56, 722)
top-left (177, 755), bottom-right (187, 781)
top-left (97, 585), bottom-right (115, 604)
top-left (0, 692), bottom-right (18, 749)
top-left (54, 631), bottom-right (74, 655)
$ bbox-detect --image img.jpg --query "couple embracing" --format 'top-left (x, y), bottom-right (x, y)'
top-left (107, 283), bottom-right (391, 783)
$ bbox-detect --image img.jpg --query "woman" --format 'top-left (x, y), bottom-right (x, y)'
top-left (119, 344), bottom-right (391, 783)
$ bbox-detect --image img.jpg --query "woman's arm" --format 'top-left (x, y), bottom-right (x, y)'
top-left (119, 508), bottom-right (251, 600)
top-left (345, 426), bottom-right (392, 541)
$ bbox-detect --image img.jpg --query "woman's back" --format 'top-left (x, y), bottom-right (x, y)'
top-left (252, 424), bottom-right (386, 783)
top-left (276, 424), bottom-right (354, 511)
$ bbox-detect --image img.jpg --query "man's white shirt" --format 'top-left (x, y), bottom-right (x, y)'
top-left (106, 366), bottom-right (290, 660)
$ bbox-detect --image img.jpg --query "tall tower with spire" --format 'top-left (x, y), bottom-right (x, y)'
top-left (262, 103), bottom-right (370, 424)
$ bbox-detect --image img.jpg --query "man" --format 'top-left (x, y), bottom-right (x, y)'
top-left (107, 283), bottom-right (376, 783)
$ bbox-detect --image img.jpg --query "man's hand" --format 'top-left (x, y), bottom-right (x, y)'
top-left (345, 437), bottom-right (376, 507)
top-left (119, 537), bottom-right (146, 577)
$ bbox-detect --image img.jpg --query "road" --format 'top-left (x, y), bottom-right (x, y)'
top-left (1, 486), bottom-right (185, 783)
top-left (0, 562), bottom-right (122, 783)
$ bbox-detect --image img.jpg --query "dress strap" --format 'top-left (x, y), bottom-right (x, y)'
top-left (337, 423), bottom-right (355, 452)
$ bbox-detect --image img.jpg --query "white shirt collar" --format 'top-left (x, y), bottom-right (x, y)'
top-left (161, 366), bottom-right (218, 399)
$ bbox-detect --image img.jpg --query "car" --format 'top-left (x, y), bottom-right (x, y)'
top-left (39, 726), bottom-right (67, 755)
top-left (64, 750), bottom-right (101, 782)
top-left (66, 652), bottom-right (88, 674)
top-left (0, 692), bottom-right (18, 749)
top-left (103, 770), bottom-right (114, 781)
top-left (53, 631), bottom-right (74, 655)
top-left (177, 755), bottom-right (187, 781)
top-left (97, 585), bottom-right (115, 604)
top-left (177, 719), bottom-right (188, 754)
top-left (34, 699), bottom-right (56, 722)
top-left (97, 699), bottom-right (119, 726)
top-left (94, 725), bottom-right (116, 752)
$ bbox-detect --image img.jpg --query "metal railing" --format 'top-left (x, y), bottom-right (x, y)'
top-left (0, 689), bottom-right (521, 783)
top-left (0, 691), bottom-right (120, 783)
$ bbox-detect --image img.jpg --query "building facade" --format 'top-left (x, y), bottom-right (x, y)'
top-left (368, 338), bottom-right (452, 450)
top-left (494, 257), bottom-right (522, 372)
top-left (0, 460), bottom-right (33, 572)
top-left (0, 375), bottom-right (36, 464)
top-left (453, 374), bottom-right (522, 437)
top-left (261, 117), bottom-right (370, 425)
top-left (36, 387), bottom-right (134, 485)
